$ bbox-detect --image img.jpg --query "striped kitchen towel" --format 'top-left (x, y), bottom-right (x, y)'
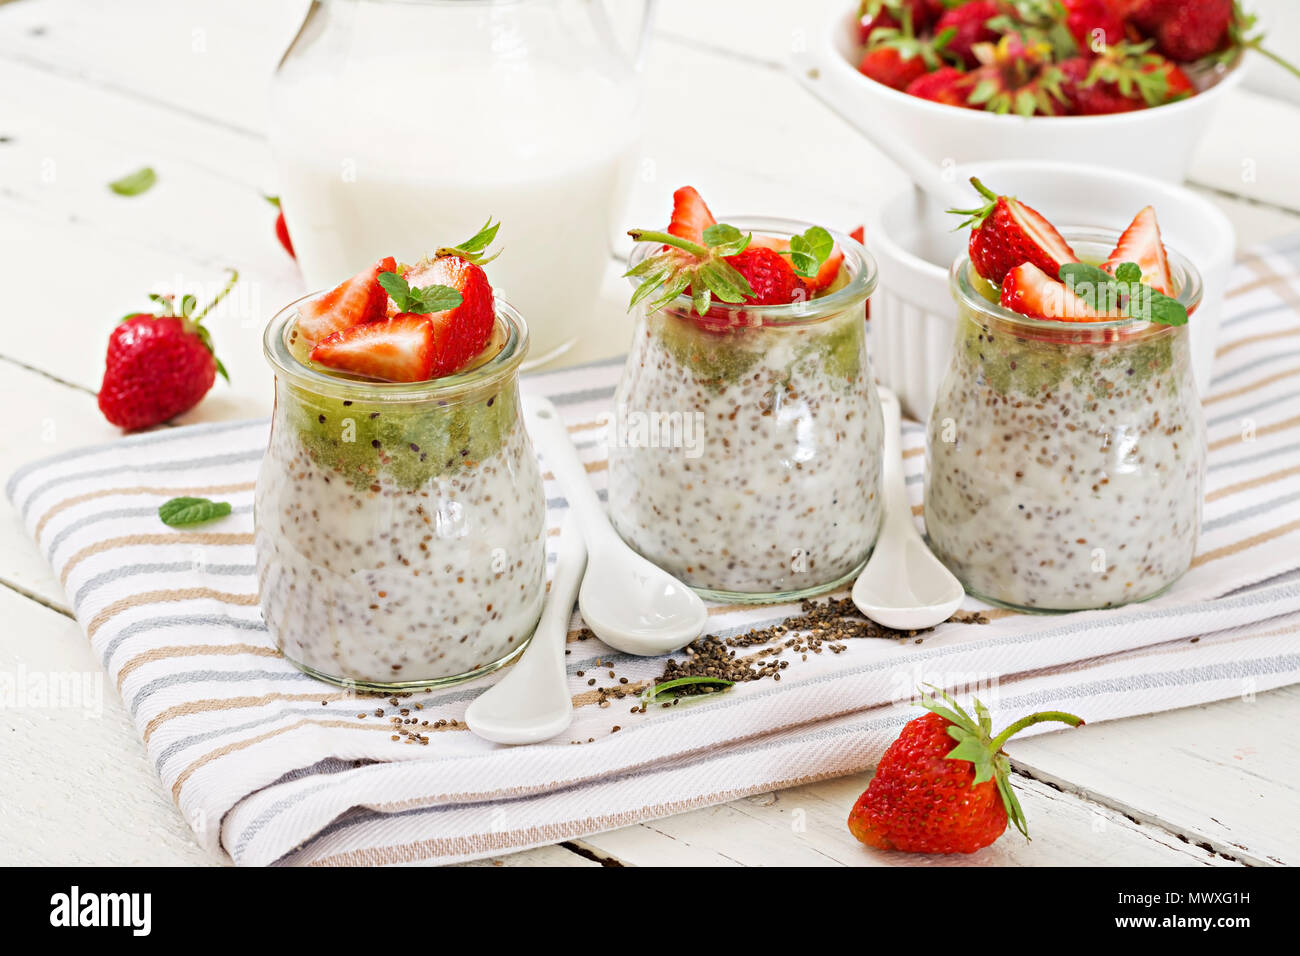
top-left (8, 237), bottom-right (1300, 866)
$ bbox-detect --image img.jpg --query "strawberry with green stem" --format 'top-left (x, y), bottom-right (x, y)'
top-left (966, 33), bottom-right (1069, 116)
top-left (934, 0), bottom-right (1004, 69)
top-left (949, 176), bottom-right (1079, 285)
top-left (265, 194), bottom-right (294, 259)
top-left (626, 222), bottom-right (836, 314)
top-left (847, 686), bottom-right (1084, 854)
top-left (857, 8), bottom-right (957, 92)
top-left (99, 270), bottom-right (238, 430)
top-left (1060, 41), bottom-right (1192, 114)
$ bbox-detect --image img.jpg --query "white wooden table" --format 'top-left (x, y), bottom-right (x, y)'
top-left (2, 0), bottom-right (1298, 868)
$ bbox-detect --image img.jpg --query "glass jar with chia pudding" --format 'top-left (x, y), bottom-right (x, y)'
top-left (924, 230), bottom-right (1207, 612)
top-left (256, 294), bottom-right (546, 690)
top-left (608, 216), bottom-right (884, 603)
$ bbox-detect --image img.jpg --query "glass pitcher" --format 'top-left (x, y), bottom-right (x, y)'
top-left (270, 0), bottom-right (652, 367)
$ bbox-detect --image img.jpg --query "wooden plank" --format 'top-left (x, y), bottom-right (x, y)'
top-left (573, 770), bottom-right (1236, 867)
top-left (0, 583), bottom-right (219, 865)
top-left (455, 845), bottom-right (601, 868)
top-left (1008, 687), bottom-right (1300, 867)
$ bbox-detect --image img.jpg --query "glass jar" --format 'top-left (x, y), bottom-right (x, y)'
top-left (270, 0), bottom-right (651, 368)
top-left (924, 231), bottom-right (1207, 612)
top-left (255, 294), bottom-right (546, 690)
top-left (607, 219), bottom-right (883, 603)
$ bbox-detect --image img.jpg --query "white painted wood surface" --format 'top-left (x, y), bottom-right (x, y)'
top-left (1, 0), bottom-right (1298, 867)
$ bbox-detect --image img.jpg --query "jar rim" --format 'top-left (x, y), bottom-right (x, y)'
top-left (626, 216), bottom-right (878, 327)
top-left (949, 226), bottom-right (1203, 339)
top-left (262, 291), bottom-right (529, 402)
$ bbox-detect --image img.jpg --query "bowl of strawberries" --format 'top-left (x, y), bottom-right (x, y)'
top-left (805, 0), bottom-right (1283, 181)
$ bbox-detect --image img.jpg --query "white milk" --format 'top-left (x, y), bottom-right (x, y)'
top-left (271, 57), bottom-right (638, 365)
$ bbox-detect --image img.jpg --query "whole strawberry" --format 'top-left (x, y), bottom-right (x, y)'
top-left (265, 195), bottom-right (295, 259)
top-left (1128, 0), bottom-right (1232, 62)
top-left (99, 271), bottom-right (236, 430)
top-left (848, 687), bottom-right (1084, 854)
top-left (933, 0), bottom-right (1002, 69)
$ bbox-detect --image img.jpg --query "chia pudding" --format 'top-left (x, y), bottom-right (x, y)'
top-left (255, 297), bottom-right (546, 689)
top-left (608, 219), bottom-right (883, 602)
top-left (924, 235), bottom-right (1206, 611)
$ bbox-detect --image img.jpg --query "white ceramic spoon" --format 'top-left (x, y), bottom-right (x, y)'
top-left (465, 513), bottom-right (585, 745)
top-left (852, 388), bottom-right (965, 629)
top-left (524, 395), bottom-right (708, 656)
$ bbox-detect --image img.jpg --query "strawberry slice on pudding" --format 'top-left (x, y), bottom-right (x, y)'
top-left (309, 314), bottom-right (435, 382)
top-left (1000, 262), bottom-right (1116, 322)
top-left (295, 256), bottom-right (395, 342)
top-left (1103, 205), bottom-right (1174, 296)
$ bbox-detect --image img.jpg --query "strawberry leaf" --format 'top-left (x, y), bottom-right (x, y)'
top-left (436, 218), bottom-right (502, 265)
top-left (454, 218), bottom-right (500, 255)
top-left (159, 496), bottom-right (231, 527)
top-left (109, 166), bottom-right (157, 197)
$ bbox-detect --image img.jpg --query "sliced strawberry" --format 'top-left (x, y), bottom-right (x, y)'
top-left (309, 314), bottom-right (435, 382)
top-left (1102, 205), bottom-right (1173, 296)
top-left (951, 179), bottom-right (1078, 285)
top-left (296, 256), bottom-right (395, 342)
top-left (1000, 262), bottom-right (1114, 322)
top-left (668, 186), bottom-right (717, 244)
top-left (400, 255), bottom-right (496, 377)
top-left (751, 235), bottom-right (845, 293)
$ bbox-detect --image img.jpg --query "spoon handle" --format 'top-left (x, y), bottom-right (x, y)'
top-left (877, 388), bottom-right (916, 537)
top-left (523, 394), bottom-right (620, 552)
top-left (535, 511), bottom-right (587, 682)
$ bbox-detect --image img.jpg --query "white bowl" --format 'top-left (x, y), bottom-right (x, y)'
top-left (866, 160), bottom-right (1236, 420)
top-left (814, 8), bottom-right (1246, 182)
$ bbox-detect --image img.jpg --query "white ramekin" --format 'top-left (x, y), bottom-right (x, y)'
top-left (866, 160), bottom-right (1236, 420)
top-left (809, 8), bottom-right (1246, 183)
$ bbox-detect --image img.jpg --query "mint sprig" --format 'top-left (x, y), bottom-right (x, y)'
top-left (378, 272), bottom-right (463, 315)
top-left (109, 166), bottom-right (157, 197)
top-left (1058, 261), bottom-right (1188, 327)
top-left (782, 225), bottom-right (834, 279)
top-left (159, 496), bottom-right (231, 527)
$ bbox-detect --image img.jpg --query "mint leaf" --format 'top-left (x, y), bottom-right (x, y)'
top-left (780, 225), bottom-right (835, 278)
top-left (640, 676), bottom-right (735, 704)
top-left (159, 496), bottom-right (231, 527)
top-left (378, 271), bottom-right (411, 302)
top-left (1114, 261), bottom-right (1142, 284)
top-left (406, 285), bottom-right (463, 313)
top-left (1057, 262), bottom-right (1188, 327)
top-left (109, 166), bottom-right (156, 196)
top-left (1058, 262), bottom-right (1123, 313)
top-left (377, 271), bottom-right (462, 314)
